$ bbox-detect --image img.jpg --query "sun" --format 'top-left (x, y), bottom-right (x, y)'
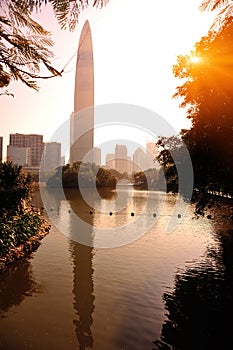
top-left (190, 55), bottom-right (201, 63)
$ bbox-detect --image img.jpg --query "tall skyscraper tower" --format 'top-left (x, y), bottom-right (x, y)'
top-left (70, 20), bottom-right (94, 164)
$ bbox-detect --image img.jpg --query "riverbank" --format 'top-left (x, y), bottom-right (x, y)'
top-left (0, 213), bottom-right (51, 272)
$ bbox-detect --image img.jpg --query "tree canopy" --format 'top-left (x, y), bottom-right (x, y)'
top-left (200, 0), bottom-right (233, 30)
top-left (46, 162), bottom-right (116, 188)
top-left (158, 16), bottom-right (233, 214)
top-left (0, 0), bottom-right (109, 91)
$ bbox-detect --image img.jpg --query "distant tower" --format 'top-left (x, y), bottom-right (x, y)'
top-left (115, 144), bottom-right (129, 174)
top-left (133, 147), bottom-right (147, 173)
top-left (42, 142), bottom-right (61, 169)
top-left (106, 153), bottom-right (115, 169)
top-left (70, 20), bottom-right (94, 164)
top-left (146, 141), bottom-right (159, 169)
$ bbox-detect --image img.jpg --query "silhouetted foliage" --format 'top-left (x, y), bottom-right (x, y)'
top-left (0, 162), bottom-right (32, 216)
top-left (0, 162), bottom-right (45, 257)
top-left (0, 0), bottom-right (109, 91)
top-left (200, 0), bottom-right (233, 30)
top-left (153, 196), bottom-right (233, 350)
top-left (0, 1), bottom-right (61, 90)
top-left (46, 162), bottom-right (116, 188)
top-left (157, 18), bottom-right (233, 213)
top-left (133, 168), bottom-right (160, 190)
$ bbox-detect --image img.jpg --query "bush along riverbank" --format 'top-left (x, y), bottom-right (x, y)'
top-left (0, 162), bottom-right (51, 271)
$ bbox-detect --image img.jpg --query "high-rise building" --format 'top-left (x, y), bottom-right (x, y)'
top-left (84, 146), bottom-right (101, 165)
top-left (42, 142), bottom-right (61, 169)
top-left (133, 147), bottom-right (147, 173)
top-left (92, 147), bottom-right (101, 166)
top-left (146, 141), bottom-right (159, 169)
top-left (0, 136), bottom-right (2, 163)
top-left (60, 156), bottom-right (66, 166)
top-left (9, 133), bottom-right (44, 167)
top-left (106, 153), bottom-right (115, 170)
top-left (115, 144), bottom-right (129, 174)
top-left (7, 145), bottom-right (31, 166)
top-left (70, 20), bottom-right (94, 164)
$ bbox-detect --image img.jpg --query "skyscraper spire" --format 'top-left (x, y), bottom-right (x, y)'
top-left (70, 20), bottom-right (94, 164)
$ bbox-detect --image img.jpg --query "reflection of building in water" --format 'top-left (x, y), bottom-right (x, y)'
top-left (146, 141), bottom-right (159, 169)
top-left (70, 20), bottom-right (94, 165)
top-left (0, 260), bottom-right (41, 314)
top-left (133, 147), bottom-right (147, 173)
top-left (69, 192), bottom-right (95, 350)
top-left (70, 241), bottom-right (95, 350)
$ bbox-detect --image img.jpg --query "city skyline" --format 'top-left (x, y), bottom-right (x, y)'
top-left (105, 141), bottom-right (159, 174)
top-left (0, 1), bottom-right (216, 162)
top-left (5, 133), bottom-right (63, 170)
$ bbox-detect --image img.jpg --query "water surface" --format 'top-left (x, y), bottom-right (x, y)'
top-left (0, 186), bottom-right (232, 349)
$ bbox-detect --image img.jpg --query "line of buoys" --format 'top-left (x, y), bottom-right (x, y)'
top-left (65, 209), bottom-right (233, 221)
top-left (65, 210), bottom-right (186, 219)
top-left (81, 211), bottom-right (184, 218)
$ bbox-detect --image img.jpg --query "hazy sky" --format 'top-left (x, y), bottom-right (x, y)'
top-left (0, 0), bottom-right (216, 160)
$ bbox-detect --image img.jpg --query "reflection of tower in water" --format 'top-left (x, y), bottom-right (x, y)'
top-left (68, 191), bottom-right (95, 350)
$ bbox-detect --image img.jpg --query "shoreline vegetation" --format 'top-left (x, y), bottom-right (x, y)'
top-left (0, 162), bottom-right (51, 272)
top-left (0, 208), bottom-right (50, 272)
top-left (46, 162), bottom-right (117, 189)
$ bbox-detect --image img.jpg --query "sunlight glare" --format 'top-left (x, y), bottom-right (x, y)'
top-left (190, 55), bottom-right (201, 63)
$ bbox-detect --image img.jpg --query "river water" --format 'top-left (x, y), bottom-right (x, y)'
top-left (0, 186), bottom-right (232, 350)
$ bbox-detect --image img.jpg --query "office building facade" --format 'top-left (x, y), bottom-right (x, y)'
top-left (7, 145), bottom-right (31, 166)
top-left (9, 133), bottom-right (44, 167)
top-left (43, 142), bottom-right (61, 169)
